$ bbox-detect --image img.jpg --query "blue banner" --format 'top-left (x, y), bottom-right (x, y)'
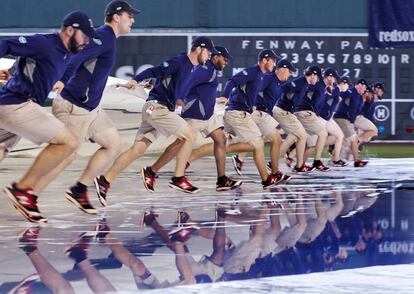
top-left (369, 0), bottom-right (414, 48)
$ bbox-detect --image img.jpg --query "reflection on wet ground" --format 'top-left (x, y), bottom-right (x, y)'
top-left (0, 157), bottom-right (413, 293)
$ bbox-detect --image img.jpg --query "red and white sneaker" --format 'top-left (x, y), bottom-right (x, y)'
top-left (141, 166), bottom-right (158, 193)
top-left (94, 175), bottom-right (110, 207)
top-left (4, 183), bottom-right (48, 223)
top-left (285, 153), bottom-right (294, 168)
top-left (262, 173), bottom-right (283, 190)
top-left (216, 176), bottom-right (243, 192)
top-left (354, 160), bottom-right (368, 167)
top-left (169, 176), bottom-right (199, 193)
top-left (312, 160), bottom-right (330, 171)
top-left (66, 186), bottom-right (97, 215)
top-left (293, 164), bottom-right (315, 173)
top-left (231, 155), bottom-right (244, 175)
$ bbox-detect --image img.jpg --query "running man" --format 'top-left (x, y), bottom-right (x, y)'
top-left (1, 11), bottom-right (100, 222)
top-left (95, 36), bottom-right (216, 196)
top-left (139, 46), bottom-right (242, 192)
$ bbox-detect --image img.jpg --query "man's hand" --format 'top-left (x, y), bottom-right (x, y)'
top-left (176, 99), bottom-right (185, 108)
top-left (216, 96), bottom-right (228, 105)
top-left (0, 69), bottom-right (11, 81)
top-left (116, 80), bottom-right (139, 91)
top-left (52, 81), bottom-right (65, 94)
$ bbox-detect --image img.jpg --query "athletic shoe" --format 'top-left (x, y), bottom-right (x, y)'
top-left (282, 173), bottom-right (292, 182)
top-left (141, 166), bottom-right (158, 193)
top-left (18, 227), bottom-right (40, 254)
top-left (293, 163), bottom-right (314, 173)
top-left (65, 232), bottom-right (94, 264)
top-left (176, 210), bottom-right (190, 227)
top-left (139, 210), bottom-right (158, 226)
top-left (266, 161), bottom-right (272, 173)
top-left (332, 159), bottom-right (349, 167)
top-left (4, 183), bottom-right (48, 223)
top-left (262, 173), bottom-right (283, 190)
top-left (354, 160), bottom-right (368, 167)
top-left (168, 225), bottom-right (199, 243)
top-left (285, 153), bottom-right (294, 168)
top-left (185, 161), bottom-right (191, 171)
top-left (7, 273), bottom-right (39, 294)
top-left (94, 218), bottom-right (110, 243)
top-left (216, 176), bottom-right (242, 192)
top-left (312, 160), bottom-right (330, 171)
top-left (169, 176), bottom-right (199, 193)
top-left (65, 187), bottom-right (97, 215)
top-left (94, 175), bottom-right (110, 207)
top-left (231, 155), bottom-right (244, 175)
top-left (328, 144), bottom-right (335, 156)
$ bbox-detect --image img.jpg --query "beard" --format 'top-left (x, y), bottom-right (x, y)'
top-left (68, 34), bottom-right (85, 54)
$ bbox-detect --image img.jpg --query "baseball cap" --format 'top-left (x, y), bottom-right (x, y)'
top-left (63, 11), bottom-right (100, 40)
top-left (305, 65), bottom-right (323, 80)
top-left (323, 67), bottom-right (340, 80)
top-left (105, 0), bottom-right (140, 16)
top-left (356, 78), bottom-right (368, 86)
top-left (258, 49), bottom-right (279, 61)
top-left (373, 82), bottom-right (385, 91)
top-left (212, 46), bottom-right (233, 60)
top-left (339, 76), bottom-right (351, 84)
top-left (365, 85), bottom-right (374, 93)
top-left (276, 59), bottom-right (297, 72)
top-left (192, 36), bottom-right (218, 53)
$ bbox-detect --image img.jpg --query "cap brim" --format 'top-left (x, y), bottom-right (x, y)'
top-left (83, 27), bottom-right (100, 40)
top-left (210, 47), bottom-right (219, 54)
top-left (127, 7), bottom-right (141, 14)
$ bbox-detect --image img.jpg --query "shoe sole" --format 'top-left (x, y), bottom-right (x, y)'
top-left (216, 180), bottom-right (243, 192)
top-left (4, 186), bottom-right (41, 217)
top-left (168, 183), bottom-right (200, 194)
top-left (93, 178), bottom-right (107, 207)
top-left (262, 177), bottom-right (284, 190)
top-left (12, 203), bottom-right (47, 223)
top-left (65, 191), bottom-right (98, 215)
top-left (283, 175), bottom-right (292, 182)
top-left (140, 168), bottom-right (155, 193)
top-left (231, 156), bottom-right (243, 176)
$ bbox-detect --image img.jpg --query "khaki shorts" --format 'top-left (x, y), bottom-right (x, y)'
top-left (294, 110), bottom-right (326, 136)
top-left (307, 118), bottom-right (344, 147)
top-left (0, 100), bottom-right (64, 145)
top-left (354, 115), bottom-right (378, 133)
top-left (52, 97), bottom-right (115, 142)
top-left (135, 101), bottom-right (192, 143)
top-left (185, 113), bottom-right (223, 138)
top-left (0, 129), bottom-right (21, 151)
top-left (251, 110), bottom-right (279, 139)
top-left (272, 106), bottom-right (306, 138)
top-left (276, 223), bottom-right (306, 248)
top-left (222, 239), bottom-right (262, 274)
top-left (298, 217), bottom-right (327, 243)
top-left (334, 118), bottom-right (356, 139)
top-left (223, 110), bottom-right (262, 143)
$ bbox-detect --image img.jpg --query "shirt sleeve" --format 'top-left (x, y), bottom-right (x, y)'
top-left (222, 68), bottom-right (255, 98)
top-left (60, 41), bottom-right (104, 84)
top-left (134, 56), bottom-right (181, 82)
top-left (0, 35), bottom-right (47, 59)
top-left (177, 64), bottom-right (211, 100)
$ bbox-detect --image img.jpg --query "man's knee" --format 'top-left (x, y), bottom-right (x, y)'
top-left (295, 129), bottom-right (307, 141)
top-left (250, 137), bottom-right (264, 150)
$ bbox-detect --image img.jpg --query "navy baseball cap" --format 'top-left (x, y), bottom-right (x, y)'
top-left (212, 46), bottom-right (233, 60)
top-left (339, 76), bottom-right (351, 84)
top-left (373, 82), bottom-right (385, 91)
top-left (276, 59), bottom-right (296, 72)
top-left (192, 36), bottom-right (218, 53)
top-left (305, 65), bottom-right (323, 80)
top-left (105, 0), bottom-right (140, 16)
top-left (258, 49), bottom-right (279, 61)
top-left (63, 11), bottom-right (100, 40)
top-left (365, 85), bottom-right (374, 93)
top-left (356, 78), bottom-right (368, 86)
top-left (323, 67), bottom-right (340, 80)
